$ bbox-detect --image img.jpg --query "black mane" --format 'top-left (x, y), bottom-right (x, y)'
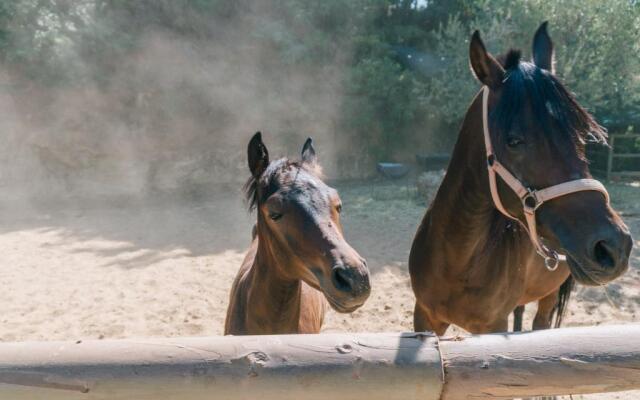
top-left (502, 49), bottom-right (522, 70)
top-left (490, 54), bottom-right (607, 159)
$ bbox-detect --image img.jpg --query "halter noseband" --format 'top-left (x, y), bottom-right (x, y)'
top-left (481, 86), bottom-right (610, 271)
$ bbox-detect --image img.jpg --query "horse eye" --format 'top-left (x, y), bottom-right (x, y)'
top-left (268, 212), bottom-right (283, 221)
top-left (336, 204), bottom-right (343, 213)
top-left (507, 136), bottom-right (525, 148)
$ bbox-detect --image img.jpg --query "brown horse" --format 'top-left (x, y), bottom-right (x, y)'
top-left (409, 23), bottom-right (632, 335)
top-left (225, 132), bottom-right (370, 335)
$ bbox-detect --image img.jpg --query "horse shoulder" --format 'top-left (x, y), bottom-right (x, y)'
top-left (223, 239), bottom-right (259, 335)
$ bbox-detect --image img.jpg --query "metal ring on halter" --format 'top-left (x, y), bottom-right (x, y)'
top-left (544, 252), bottom-right (560, 271)
top-left (522, 190), bottom-right (540, 213)
top-left (487, 154), bottom-right (496, 167)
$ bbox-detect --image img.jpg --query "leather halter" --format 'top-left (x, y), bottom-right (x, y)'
top-left (481, 86), bottom-right (610, 271)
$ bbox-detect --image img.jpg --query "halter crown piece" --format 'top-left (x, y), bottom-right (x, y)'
top-left (481, 86), bottom-right (610, 271)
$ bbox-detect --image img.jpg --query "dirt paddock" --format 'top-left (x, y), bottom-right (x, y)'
top-left (0, 179), bottom-right (638, 399)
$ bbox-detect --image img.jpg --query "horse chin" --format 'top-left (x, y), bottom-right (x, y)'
top-left (307, 270), bottom-right (367, 313)
top-left (324, 294), bottom-right (363, 314)
top-left (565, 255), bottom-right (604, 286)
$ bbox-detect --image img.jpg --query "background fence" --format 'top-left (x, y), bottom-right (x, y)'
top-left (589, 133), bottom-right (640, 181)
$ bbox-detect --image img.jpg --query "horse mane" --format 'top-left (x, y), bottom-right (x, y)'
top-left (243, 174), bottom-right (260, 212)
top-left (490, 49), bottom-right (607, 160)
top-left (243, 158), bottom-right (323, 211)
top-left (501, 48), bottom-right (522, 70)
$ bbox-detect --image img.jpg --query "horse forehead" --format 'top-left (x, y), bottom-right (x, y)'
top-left (506, 67), bottom-right (563, 133)
top-left (497, 92), bottom-right (553, 139)
top-left (519, 101), bottom-right (544, 133)
top-left (522, 101), bottom-right (569, 148)
top-left (279, 170), bottom-right (332, 205)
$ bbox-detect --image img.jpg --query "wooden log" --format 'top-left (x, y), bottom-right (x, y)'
top-left (0, 332), bottom-right (443, 400)
top-left (439, 324), bottom-right (640, 399)
top-left (0, 325), bottom-right (639, 399)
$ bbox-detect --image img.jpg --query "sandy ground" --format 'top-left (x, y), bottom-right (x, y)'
top-left (0, 179), bottom-right (638, 399)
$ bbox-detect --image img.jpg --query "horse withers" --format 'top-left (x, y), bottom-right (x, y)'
top-left (409, 22), bottom-right (632, 335)
top-left (225, 132), bottom-right (370, 335)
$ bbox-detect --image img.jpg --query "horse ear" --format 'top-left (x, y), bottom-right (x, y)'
top-left (532, 21), bottom-right (555, 73)
top-left (247, 131), bottom-right (269, 178)
top-left (469, 30), bottom-right (505, 89)
top-left (301, 137), bottom-right (317, 166)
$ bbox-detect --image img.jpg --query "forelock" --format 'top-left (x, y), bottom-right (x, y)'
top-left (489, 58), bottom-right (606, 159)
top-left (243, 158), bottom-right (324, 211)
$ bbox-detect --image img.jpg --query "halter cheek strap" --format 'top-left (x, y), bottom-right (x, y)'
top-left (481, 86), bottom-right (610, 271)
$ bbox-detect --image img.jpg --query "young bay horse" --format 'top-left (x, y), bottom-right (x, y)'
top-left (225, 132), bottom-right (371, 335)
top-left (409, 22), bottom-right (632, 335)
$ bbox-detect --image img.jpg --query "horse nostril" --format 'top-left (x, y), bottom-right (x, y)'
top-left (331, 266), bottom-right (354, 293)
top-left (593, 240), bottom-right (615, 269)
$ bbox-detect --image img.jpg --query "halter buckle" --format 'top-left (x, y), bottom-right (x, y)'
top-left (487, 154), bottom-right (496, 167)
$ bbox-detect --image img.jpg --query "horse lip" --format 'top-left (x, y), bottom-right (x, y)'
top-left (548, 235), bottom-right (605, 286)
top-left (324, 294), bottom-right (364, 313)
top-left (311, 266), bottom-right (368, 312)
top-left (565, 254), bottom-right (604, 286)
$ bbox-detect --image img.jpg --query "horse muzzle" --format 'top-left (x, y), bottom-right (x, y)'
top-left (325, 262), bottom-right (371, 312)
top-left (566, 228), bottom-right (632, 286)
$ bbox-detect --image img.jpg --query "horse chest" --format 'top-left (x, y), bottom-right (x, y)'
top-left (297, 283), bottom-right (326, 333)
top-left (431, 260), bottom-right (527, 325)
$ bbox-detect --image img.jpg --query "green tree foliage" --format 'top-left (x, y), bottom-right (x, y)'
top-left (0, 0), bottom-right (637, 164)
top-left (420, 0), bottom-right (640, 131)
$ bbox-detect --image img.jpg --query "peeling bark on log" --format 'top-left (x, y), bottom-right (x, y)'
top-left (0, 332), bottom-right (443, 400)
top-left (0, 325), bottom-right (639, 399)
top-left (439, 324), bottom-right (640, 399)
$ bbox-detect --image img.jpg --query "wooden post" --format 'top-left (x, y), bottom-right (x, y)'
top-left (606, 134), bottom-right (615, 181)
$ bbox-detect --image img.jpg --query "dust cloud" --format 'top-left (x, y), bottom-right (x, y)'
top-left (0, 3), bottom-right (359, 202)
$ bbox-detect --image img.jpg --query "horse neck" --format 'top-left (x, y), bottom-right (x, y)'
top-left (247, 219), bottom-right (303, 333)
top-left (430, 92), bottom-right (521, 267)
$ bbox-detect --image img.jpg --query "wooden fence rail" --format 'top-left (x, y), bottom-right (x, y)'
top-left (0, 324), bottom-right (639, 399)
top-left (590, 133), bottom-right (640, 180)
